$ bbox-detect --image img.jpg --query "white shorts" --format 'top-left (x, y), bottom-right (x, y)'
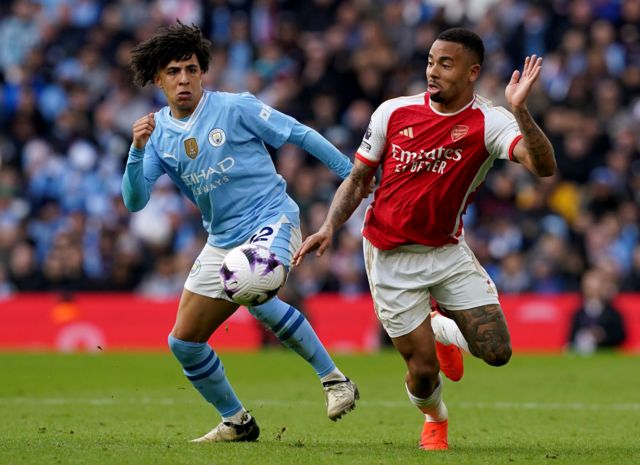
top-left (184, 215), bottom-right (302, 301)
top-left (363, 236), bottom-right (500, 338)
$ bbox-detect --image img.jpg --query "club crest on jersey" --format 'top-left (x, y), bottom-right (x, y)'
top-left (184, 138), bottom-right (199, 159)
top-left (451, 125), bottom-right (469, 142)
top-left (208, 128), bottom-right (226, 147)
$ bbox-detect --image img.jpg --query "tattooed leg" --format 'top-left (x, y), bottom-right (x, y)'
top-left (445, 304), bottom-right (512, 367)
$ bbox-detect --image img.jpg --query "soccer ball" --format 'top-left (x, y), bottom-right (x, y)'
top-left (219, 244), bottom-right (287, 306)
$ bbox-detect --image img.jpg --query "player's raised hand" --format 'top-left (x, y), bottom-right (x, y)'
top-left (132, 113), bottom-right (156, 150)
top-left (292, 228), bottom-right (333, 266)
top-left (505, 55), bottom-right (542, 110)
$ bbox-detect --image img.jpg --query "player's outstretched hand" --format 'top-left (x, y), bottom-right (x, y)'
top-left (505, 55), bottom-right (542, 110)
top-left (132, 113), bottom-right (156, 150)
top-left (292, 228), bottom-right (333, 266)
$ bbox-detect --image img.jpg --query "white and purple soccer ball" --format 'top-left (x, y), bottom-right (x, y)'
top-left (219, 244), bottom-right (286, 306)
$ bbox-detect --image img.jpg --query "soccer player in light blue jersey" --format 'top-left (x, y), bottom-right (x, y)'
top-left (122, 22), bottom-right (359, 443)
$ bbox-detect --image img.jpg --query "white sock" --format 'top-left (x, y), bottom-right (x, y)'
top-left (223, 409), bottom-right (251, 425)
top-left (405, 375), bottom-right (448, 423)
top-left (431, 312), bottom-right (470, 352)
top-left (321, 367), bottom-right (347, 384)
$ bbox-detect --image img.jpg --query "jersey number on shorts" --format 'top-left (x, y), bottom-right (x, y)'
top-left (250, 227), bottom-right (274, 244)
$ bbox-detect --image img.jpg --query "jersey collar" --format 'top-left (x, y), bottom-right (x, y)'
top-left (427, 94), bottom-right (476, 117)
top-left (166, 90), bottom-right (209, 131)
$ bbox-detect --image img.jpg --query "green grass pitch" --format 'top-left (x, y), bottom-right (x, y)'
top-left (1, 350), bottom-right (638, 465)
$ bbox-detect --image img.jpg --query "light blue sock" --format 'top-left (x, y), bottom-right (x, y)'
top-left (249, 297), bottom-right (336, 377)
top-left (168, 335), bottom-right (243, 417)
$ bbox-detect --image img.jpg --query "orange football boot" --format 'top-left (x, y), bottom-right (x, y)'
top-left (436, 341), bottom-right (464, 381)
top-left (419, 419), bottom-right (449, 450)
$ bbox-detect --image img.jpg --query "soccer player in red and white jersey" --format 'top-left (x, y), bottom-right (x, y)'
top-left (293, 28), bottom-right (556, 450)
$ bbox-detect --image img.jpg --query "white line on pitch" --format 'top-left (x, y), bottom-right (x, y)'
top-left (2, 397), bottom-right (640, 411)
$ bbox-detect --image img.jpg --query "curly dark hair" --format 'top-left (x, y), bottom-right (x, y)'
top-left (130, 21), bottom-right (212, 87)
top-left (436, 28), bottom-right (485, 66)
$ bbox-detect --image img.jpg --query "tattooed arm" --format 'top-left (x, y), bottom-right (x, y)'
top-left (505, 55), bottom-right (556, 177)
top-left (292, 159), bottom-right (376, 265)
top-left (511, 107), bottom-right (556, 177)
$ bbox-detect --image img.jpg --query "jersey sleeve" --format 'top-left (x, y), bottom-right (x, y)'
top-left (287, 122), bottom-right (353, 179)
top-left (355, 104), bottom-right (388, 167)
top-left (121, 140), bottom-right (165, 212)
top-left (235, 93), bottom-right (296, 148)
top-left (484, 106), bottom-right (523, 161)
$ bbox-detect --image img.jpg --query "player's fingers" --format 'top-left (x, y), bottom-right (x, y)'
top-left (294, 243), bottom-right (315, 265)
top-left (292, 238), bottom-right (319, 265)
top-left (529, 62), bottom-right (542, 82)
top-left (134, 114), bottom-right (154, 127)
top-left (316, 239), bottom-right (330, 257)
top-left (520, 56), bottom-right (529, 76)
top-left (133, 120), bottom-right (153, 132)
top-left (134, 114), bottom-right (150, 125)
top-left (524, 55), bottom-right (534, 75)
top-left (532, 57), bottom-right (543, 74)
top-left (291, 248), bottom-right (304, 266)
top-left (133, 126), bottom-right (152, 137)
top-left (509, 69), bottom-right (520, 85)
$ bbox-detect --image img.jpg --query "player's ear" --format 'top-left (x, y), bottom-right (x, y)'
top-left (153, 73), bottom-right (162, 89)
top-left (468, 63), bottom-right (481, 83)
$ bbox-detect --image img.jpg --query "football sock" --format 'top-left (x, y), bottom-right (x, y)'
top-left (223, 409), bottom-right (252, 425)
top-left (320, 367), bottom-right (348, 384)
top-left (168, 335), bottom-right (243, 417)
top-left (406, 374), bottom-right (448, 422)
top-left (250, 297), bottom-right (336, 378)
top-left (431, 312), bottom-right (470, 352)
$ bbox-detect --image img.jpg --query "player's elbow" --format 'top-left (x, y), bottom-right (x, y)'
top-left (536, 165), bottom-right (556, 178)
top-left (121, 184), bottom-right (150, 212)
top-left (533, 157), bottom-right (556, 178)
top-left (123, 197), bottom-right (146, 212)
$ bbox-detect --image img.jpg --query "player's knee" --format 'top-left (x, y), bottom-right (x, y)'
top-left (168, 334), bottom-right (185, 357)
top-left (482, 343), bottom-right (512, 367)
top-left (248, 297), bottom-right (282, 324)
top-left (168, 334), bottom-right (206, 364)
top-left (408, 357), bottom-right (440, 383)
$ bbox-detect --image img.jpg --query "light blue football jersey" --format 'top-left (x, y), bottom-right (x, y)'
top-left (127, 91), bottom-right (306, 248)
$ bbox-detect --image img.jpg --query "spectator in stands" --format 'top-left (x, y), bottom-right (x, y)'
top-left (568, 268), bottom-right (627, 354)
top-left (622, 245), bottom-right (640, 291)
top-left (0, 263), bottom-right (15, 298)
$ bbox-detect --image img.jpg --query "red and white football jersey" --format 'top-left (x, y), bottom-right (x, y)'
top-left (356, 93), bottom-right (522, 250)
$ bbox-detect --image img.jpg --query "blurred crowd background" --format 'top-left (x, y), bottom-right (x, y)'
top-left (0, 0), bottom-right (639, 303)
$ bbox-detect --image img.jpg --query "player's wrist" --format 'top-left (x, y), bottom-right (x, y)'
top-left (510, 104), bottom-right (529, 114)
top-left (321, 223), bottom-right (335, 237)
top-left (129, 143), bottom-right (146, 158)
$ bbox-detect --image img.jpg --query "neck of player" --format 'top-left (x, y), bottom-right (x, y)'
top-left (171, 89), bottom-right (204, 120)
top-left (431, 88), bottom-right (475, 114)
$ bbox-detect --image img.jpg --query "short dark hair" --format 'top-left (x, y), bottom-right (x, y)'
top-left (130, 21), bottom-right (212, 87)
top-left (436, 28), bottom-right (484, 65)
